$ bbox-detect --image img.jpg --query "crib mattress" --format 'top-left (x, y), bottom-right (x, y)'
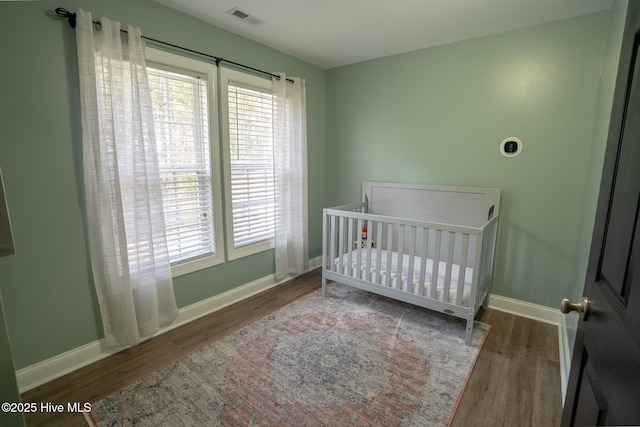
top-left (335, 249), bottom-right (473, 307)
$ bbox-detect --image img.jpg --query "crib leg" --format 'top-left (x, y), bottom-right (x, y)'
top-left (322, 276), bottom-right (327, 297)
top-left (480, 291), bottom-right (490, 310)
top-left (465, 316), bottom-right (474, 345)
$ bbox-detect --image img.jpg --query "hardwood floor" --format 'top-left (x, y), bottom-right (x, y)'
top-left (22, 269), bottom-right (562, 426)
top-left (451, 309), bottom-right (563, 426)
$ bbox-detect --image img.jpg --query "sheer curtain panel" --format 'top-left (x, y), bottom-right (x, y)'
top-left (75, 10), bottom-right (178, 347)
top-left (272, 73), bottom-right (308, 280)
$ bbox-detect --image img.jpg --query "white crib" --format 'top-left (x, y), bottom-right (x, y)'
top-left (322, 182), bottom-right (501, 345)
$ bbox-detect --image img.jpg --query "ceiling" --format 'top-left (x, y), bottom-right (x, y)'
top-left (153, 0), bottom-right (614, 69)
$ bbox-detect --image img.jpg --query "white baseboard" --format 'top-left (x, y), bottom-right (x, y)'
top-left (488, 294), bottom-right (562, 325)
top-left (488, 293), bottom-right (570, 405)
top-left (17, 257), bottom-right (322, 393)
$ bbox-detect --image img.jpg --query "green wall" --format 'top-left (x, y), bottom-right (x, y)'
top-left (0, 0), bottom-right (325, 369)
top-left (325, 11), bottom-right (611, 309)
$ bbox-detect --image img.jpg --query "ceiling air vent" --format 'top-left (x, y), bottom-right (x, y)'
top-left (225, 7), bottom-right (265, 26)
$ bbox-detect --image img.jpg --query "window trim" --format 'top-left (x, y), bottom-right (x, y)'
top-left (145, 47), bottom-right (225, 276)
top-left (220, 67), bottom-right (276, 261)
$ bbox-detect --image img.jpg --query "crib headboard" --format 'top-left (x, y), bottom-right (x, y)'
top-left (362, 182), bottom-right (501, 227)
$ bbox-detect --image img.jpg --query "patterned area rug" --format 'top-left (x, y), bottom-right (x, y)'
top-left (85, 283), bottom-right (489, 426)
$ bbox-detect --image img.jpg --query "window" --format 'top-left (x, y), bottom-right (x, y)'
top-left (145, 48), bottom-right (224, 275)
top-left (220, 68), bottom-right (276, 260)
top-left (140, 51), bottom-right (281, 269)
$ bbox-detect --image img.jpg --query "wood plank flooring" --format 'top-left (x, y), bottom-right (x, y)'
top-left (450, 309), bottom-right (563, 426)
top-left (22, 269), bottom-right (562, 426)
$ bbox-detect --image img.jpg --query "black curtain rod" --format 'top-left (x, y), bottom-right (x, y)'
top-left (54, 7), bottom-right (294, 83)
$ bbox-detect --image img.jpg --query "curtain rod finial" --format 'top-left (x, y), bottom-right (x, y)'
top-left (55, 7), bottom-right (76, 28)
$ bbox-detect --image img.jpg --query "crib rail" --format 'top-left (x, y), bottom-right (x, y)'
top-left (322, 205), bottom-right (498, 313)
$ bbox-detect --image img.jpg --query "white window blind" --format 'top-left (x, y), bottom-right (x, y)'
top-left (147, 64), bottom-right (216, 265)
top-left (227, 81), bottom-right (276, 249)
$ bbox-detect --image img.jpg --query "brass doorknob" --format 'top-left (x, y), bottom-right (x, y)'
top-left (561, 297), bottom-right (590, 320)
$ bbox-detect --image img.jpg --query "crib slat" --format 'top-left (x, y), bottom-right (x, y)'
top-left (347, 217), bottom-right (354, 277)
top-left (338, 216), bottom-right (345, 274)
top-left (385, 223), bottom-right (394, 287)
top-left (396, 224), bottom-right (405, 290)
top-left (365, 219), bottom-right (373, 281)
top-left (375, 221), bottom-right (383, 284)
top-left (431, 229), bottom-right (442, 299)
top-left (456, 233), bottom-right (470, 306)
top-left (329, 215), bottom-right (336, 272)
top-left (407, 226), bottom-right (416, 293)
top-left (443, 231), bottom-right (455, 303)
top-left (357, 218), bottom-right (364, 278)
top-left (418, 227), bottom-right (429, 296)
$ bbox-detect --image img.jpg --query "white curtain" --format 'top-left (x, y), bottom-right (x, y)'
top-left (75, 10), bottom-right (178, 347)
top-left (272, 73), bottom-right (308, 281)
